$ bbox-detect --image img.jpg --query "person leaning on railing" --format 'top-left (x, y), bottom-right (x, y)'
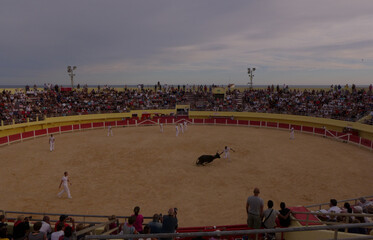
top-left (276, 202), bottom-right (291, 227)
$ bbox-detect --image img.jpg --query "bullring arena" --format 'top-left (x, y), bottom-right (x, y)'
top-left (1, 119), bottom-right (373, 227)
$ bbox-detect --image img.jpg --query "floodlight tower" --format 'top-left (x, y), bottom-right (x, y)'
top-left (67, 66), bottom-right (77, 89)
top-left (247, 67), bottom-right (256, 89)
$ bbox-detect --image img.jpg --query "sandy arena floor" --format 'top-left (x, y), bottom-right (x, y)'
top-left (0, 125), bottom-right (372, 227)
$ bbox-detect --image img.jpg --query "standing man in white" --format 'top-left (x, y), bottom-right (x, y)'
top-left (107, 125), bottom-right (113, 136)
top-left (49, 134), bottom-right (55, 152)
top-left (58, 171), bottom-right (72, 199)
top-left (175, 125), bottom-right (179, 137)
top-left (184, 121), bottom-right (187, 131)
top-left (222, 146), bottom-right (235, 161)
top-left (290, 127), bottom-right (295, 140)
top-left (160, 123), bottom-right (164, 133)
top-left (179, 123), bottom-right (184, 134)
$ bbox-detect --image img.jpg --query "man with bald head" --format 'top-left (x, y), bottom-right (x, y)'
top-left (161, 208), bottom-right (178, 240)
top-left (246, 187), bottom-right (264, 229)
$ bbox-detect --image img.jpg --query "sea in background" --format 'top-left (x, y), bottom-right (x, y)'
top-left (0, 84), bottom-right (370, 89)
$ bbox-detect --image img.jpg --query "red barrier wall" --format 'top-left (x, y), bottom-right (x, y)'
top-left (22, 131), bottom-right (34, 139)
top-left (35, 129), bottom-right (47, 136)
top-left (61, 125), bottom-right (73, 132)
top-left (266, 122), bottom-right (277, 128)
top-left (92, 122), bottom-right (104, 128)
top-left (0, 136), bottom-right (8, 145)
top-left (48, 127), bottom-right (59, 134)
top-left (9, 134), bottom-right (21, 142)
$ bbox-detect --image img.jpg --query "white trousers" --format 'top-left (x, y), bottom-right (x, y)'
top-left (58, 184), bottom-right (72, 198)
top-left (50, 143), bottom-right (54, 151)
top-left (107, 129), bottom-right (113, 136)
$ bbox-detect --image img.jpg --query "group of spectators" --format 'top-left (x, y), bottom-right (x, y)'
top-left (0, 206), bottom-right (178, 240)
top-left (246, 187), bottom-right (292, 240)
top-left (105, 206), bottom-right (178, 240)
top-left (316, 197), bottom-right (373, 235)
top-left (1, 83), bottom-right (372, 126)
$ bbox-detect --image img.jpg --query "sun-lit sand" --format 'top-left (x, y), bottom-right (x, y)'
top-left (1, 125), bottom-right (372, 227)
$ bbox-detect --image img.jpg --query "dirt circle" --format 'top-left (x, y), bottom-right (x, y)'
top-left (1, 125), bottom-right (372, 227)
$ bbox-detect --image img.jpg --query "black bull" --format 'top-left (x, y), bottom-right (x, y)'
top-left (196, 153), bottom-right (221, 165)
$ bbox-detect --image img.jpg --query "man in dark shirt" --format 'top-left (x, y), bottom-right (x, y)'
top-left (161, 208), bottom-right (178, 240)
top-left (13, 216), bottom-right (30, 240)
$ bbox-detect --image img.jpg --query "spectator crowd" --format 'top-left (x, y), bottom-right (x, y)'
top-left (1, 83), bottom-right (372, 126)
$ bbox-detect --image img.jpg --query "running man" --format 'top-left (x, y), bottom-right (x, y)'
top-left (58, 171), bottom-right (72, 199)
top-left (49, 134), bottom-right (55, 152)
top-left (290, 127), bottom-right (295, 140)
top-left (179, 123), bottom-right (184, 134)
top-left (222, 146), bottom-right (235, 161)
top-left (183, 121), bottom-right (187, 131)
top-left (107, 125), bottom-right (113, 136)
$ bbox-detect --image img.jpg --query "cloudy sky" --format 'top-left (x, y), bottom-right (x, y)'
top-left (1, 0), bottom-right (373, 86)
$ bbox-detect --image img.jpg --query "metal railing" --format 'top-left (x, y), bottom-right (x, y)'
top-left (84, 222), bottom-right (373, 240)
top-left (305, 195), bottom-right (373, 210)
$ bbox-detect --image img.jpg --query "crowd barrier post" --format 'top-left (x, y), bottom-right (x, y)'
top-left (359, 137), bottom-right (362, 146)
top-left (20, 133), bottom-right (23, 142)
top-left (203, 119), bottom-right (205, 124)
top-left (214, 119), bottom-right (216, 125)
top-left (7, 136), bottom-right (9, 145)
top-left (33, 130), bottom-right (36, 139)
top-left (59, 126), bottom-right (61, 134)
top-left (47, 128), bottom-right (49, 135)
top-left (115, 121), bottom-right (118, 127)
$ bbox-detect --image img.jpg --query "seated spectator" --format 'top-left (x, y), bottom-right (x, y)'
top-left (13, 215), bottom-right (31, 240)
top-left (348, 219), bottom-right (367, 235)
top-left (327, 199), bottom-right (341, 222)
top-left (262, 200), bottom-right (278, 240)
top-left (119, 216), bottom-right (138, 239)
top-left (0, 215), bottom-right (7, 229)
top-left (277, 202), bottom-right (291, 227)
top-left (39, 216), bottom-right (52, 238)
top-left (0, 227), bottom-right (9, 240)
top-left (104, 215), bottom-right (119, 235)
top-left (341, 202), bottom-right (354, 223)
top-left (28, 222), bottom-right (47, 240)
top-left (51, 223), bottom-right (64, 240)
top-left (131, 206), bottom-right (144, 233)
top-left (54, 215), bottom-right (75, 231)
top-left (148, 214), bottom-right (162, 234)
top-left (138, 225), bottom-right (156, 240)
top-left (60, 226), bottom-right (73, 240)
top-left (358, 197), bottom-right (373, 213)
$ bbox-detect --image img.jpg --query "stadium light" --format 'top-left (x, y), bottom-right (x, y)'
top-left (67, 65), bottom-right (77, 89)
top-left (247, 67), bottom-right (256, 89)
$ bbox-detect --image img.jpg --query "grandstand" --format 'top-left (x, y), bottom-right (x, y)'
top-left (1, 86), bottom-right (373, 240)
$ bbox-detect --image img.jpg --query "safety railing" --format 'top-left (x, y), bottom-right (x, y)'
top-left (305, 196), bottom-right (373, 210)
top-left (1, 210), bottom-right (151, 226)
top-left (83, 222), bottom-right (373, 240)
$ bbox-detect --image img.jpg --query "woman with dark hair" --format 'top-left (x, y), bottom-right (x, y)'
top-left (131, 206), bottom-right (144, 233)
top-left (277, 202), bottom-right (291, 227)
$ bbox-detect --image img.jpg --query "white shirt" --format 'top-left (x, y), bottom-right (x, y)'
top-left (49, 136), bottom-right (55, 144)
top-left (61, 176), bottom-right (69, 186)
top-left (40, 221), bottom-right (52, 234)
top-left (51, 230), bottom-right (64, 240)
